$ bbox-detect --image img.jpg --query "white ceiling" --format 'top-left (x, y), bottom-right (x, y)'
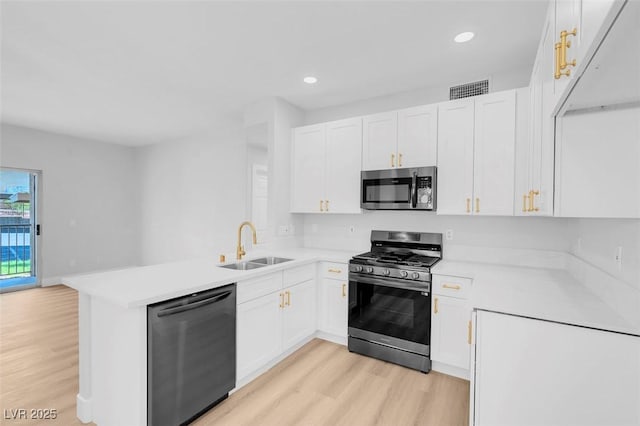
top-left (1, 1), bottom-right (547, 146)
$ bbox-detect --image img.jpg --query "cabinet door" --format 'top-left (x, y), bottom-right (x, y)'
top-left (281, 279), bottom-right (317, 350)
top-left (397, 104), bottom-right (438, 168)
top-left (325, 118), bottom-right (363, 214)
top-left (437, 99), bottom-right (475, 215)
top-left (362, 112), bottom-right (398, 171)
top-left (474, 311), bottom-right (640, 426)
top-left (237, 293), bottom-right (282, 381)
top-left (320, 278), bottom-right (348, 337)
top-left (473, 91), bottom-right (516, 216)
top-left (291, 124), bottom-right (326, 213)
top-left (431, 295), bottom-right (470, 370)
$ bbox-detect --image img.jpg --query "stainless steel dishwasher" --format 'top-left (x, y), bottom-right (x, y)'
top-left (148, 283), bottom-right (236, 426)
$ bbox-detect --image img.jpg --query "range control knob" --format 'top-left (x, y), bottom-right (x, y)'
top-left (352, 265), bottom-right (363, 273)
top-left (400, 270), bottom-right (409, 278)
top-left (365, 267), bottom-right (374, 273)
top-left (411, 272), bottom-right (420, 280)
top-left (382, 269), bottom-right (390, 276)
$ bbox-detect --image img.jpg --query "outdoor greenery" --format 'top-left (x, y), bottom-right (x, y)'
top-left (1, 260), bottom-right (31, 275)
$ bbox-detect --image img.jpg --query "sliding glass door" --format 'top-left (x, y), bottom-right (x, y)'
top-left (0, 168), bottom-right (39, 292)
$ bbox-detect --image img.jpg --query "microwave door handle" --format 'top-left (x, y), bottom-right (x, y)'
top-left (411, 172), bottom-right (418, 208)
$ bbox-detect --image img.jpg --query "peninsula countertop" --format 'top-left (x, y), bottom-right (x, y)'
top-left (62, 248), bottom-right (356, 308)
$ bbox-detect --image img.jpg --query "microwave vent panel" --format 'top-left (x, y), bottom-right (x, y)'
top-left (449, 79), bottom-right (489, 100)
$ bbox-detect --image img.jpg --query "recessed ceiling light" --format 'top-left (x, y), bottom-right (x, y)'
top-left (303, 76), bottom-right (318, 84)
top-left (454, 32), bottom-right (475, 43)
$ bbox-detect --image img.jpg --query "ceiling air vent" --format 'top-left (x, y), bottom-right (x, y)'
top-left (449, 79), bottom-right (489, 100)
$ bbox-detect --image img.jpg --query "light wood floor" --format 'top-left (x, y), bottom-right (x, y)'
top-left (1, 285), bottom-right (469, 426)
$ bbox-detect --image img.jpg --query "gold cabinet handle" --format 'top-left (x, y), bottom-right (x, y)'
top-left (528, 190), bottom-right (540, 212)
top-left (325, 200), bottom-right (329, 212)
top-left (468, 320), bottom-right (472, 345)
top-left (466, 198), bottom-right (471, 213)
top-left (286, 290), bottom-right (291, 306)
top-left (554, 42), bottom-right (570, 79)
top-left (475, 197), bottom-right (480, 213)
top-left (442, 283), bottom-right (461, 290)
top-left (279, 292), bottom-right (284, 309)
top-left (391, 153), bottom-right (395, 168)
top-left (398, 153), bottom-right (402, 167)
top-left (341, 283), bottom-right (347, 298)
top-left (434, 297), bottom-right (439, 314)
top-left (319, 200), bottom-right (324, 212)
top-left (559, 28), bottom-right (578, 70)
top-left (522, 194), bottom-right (528, 212)
top-left (328, 268), bottom-right (342, 274)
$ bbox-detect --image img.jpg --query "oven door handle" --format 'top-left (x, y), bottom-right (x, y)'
top-left (411, 171), bottom-right (418, 208)
top-left (349, 273), bottom-right (430, 293)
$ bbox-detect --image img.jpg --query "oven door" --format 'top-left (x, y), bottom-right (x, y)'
top-left (348, 273), bottom-right (431, 354)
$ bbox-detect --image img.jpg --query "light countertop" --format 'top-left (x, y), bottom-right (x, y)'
top-left (432, 260), bottom-right (640, 337)
top-left (62, 248), bottom-right (356, 308)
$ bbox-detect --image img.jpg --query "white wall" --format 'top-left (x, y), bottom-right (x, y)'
top-left (136, 119), bottom-right (247, 265)
top-left (304, 65), bottom-right (532, 125)
top-left (0, 123), bottom-right (139, 284)
top-left (568, 219), bottom-right (640, 292)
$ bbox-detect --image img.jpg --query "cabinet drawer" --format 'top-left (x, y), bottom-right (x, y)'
top-left (432, 275), bottom-right (471, 299)
top-left (283, 264), bottom-right (315, 287)
top-left (320, 262), bottom-right (348, 280)
top-left (237, 272), bottom-right (283, 304)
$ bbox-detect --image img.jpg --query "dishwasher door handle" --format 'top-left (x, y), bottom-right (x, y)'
top-left (157, 291), bottom-right (232, 317)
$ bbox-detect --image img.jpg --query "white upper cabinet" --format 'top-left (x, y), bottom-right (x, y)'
top-left (325, 119), bottom-right (363, 214)
top-left (291, 124), bottom-right (325, 213)
top-left (437, 90), bottom-right (521, 216)
top-left (473, 91), bottom-right (517, 216)
top-left (397, 104), bottom-right (438, 168)
top-left (291, 118), bottom-right (362, 214)
top-left (362, 112), bottom-right (397, 170)
top-left (362, 105), bottom-right (437, 170)
top-left (436, 99), bottom-right (475, 215)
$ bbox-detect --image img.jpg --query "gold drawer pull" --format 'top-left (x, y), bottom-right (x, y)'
top-left (398, 153), bottom-right (402, 167)
top-left (279, 293), bottom-right (284, 309)
top-left (442, 283), bottom-right (461, 290)
top-left (342, 283), bottom-right (346, 298)
top-left (391, 153), bottom-right (395, 168)
top-left (325, 200), bottom-right (329, 212)
top-left (475, 197), bottom-right (480, 213)
top-left (286, 290), bottom-right (291, 306)
top-left (434, 297), bottom-right (439, 314)
top-left (319, 200), bottom-right (324, 212)
top-left (328, 268), bottom-right (342, 274)
top-left (523, 194), bottom-right (528, 212)
top-left (468, 320), bottom-right (472, 345)
top-left (466, 198), bottom-right (471, 213)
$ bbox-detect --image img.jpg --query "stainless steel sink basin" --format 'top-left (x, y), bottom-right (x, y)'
top-left (219, 261), bottom-right (266, 270)
top-left (218, 256), bottom-right (293, 270)
top-left (248, 256), bottom-right (293, 265)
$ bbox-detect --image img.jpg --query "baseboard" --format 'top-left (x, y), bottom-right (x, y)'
top-left (76, 393), bottom-right (92, 424)
top-left (42, 277), bottom-right (62, 286)
top-left (315, 331), bottom-right (347, 346)
top-left (431, 360), bottom-right (470, 380)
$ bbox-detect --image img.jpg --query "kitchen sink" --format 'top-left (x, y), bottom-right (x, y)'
top-left (248, 256), bottom-right (293, 265)
top-left (218, 256), bottom-right (293, 270)
top-left (219, 261), bottom-right (266, 270)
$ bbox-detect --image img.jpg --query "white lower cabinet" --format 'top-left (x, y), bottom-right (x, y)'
top-left (430, 275), bottom-right (472, 377)
top-left (281, 279), bottom-right (316, 350)
top-left (236, 267), bottom-right (316, 382)
top-left (318, 262), bottom-right (348, 338)
top-left (472, 310), bottom-right (640, 426)
top-left (237, 291), bottom-right (282, 380)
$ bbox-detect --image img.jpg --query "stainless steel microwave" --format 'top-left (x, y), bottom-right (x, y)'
top-left (361, 166), bottom-right (436, 210)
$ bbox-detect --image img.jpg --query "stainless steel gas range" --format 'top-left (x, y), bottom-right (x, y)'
top-left (348, 230), bottom-right (442, 373)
